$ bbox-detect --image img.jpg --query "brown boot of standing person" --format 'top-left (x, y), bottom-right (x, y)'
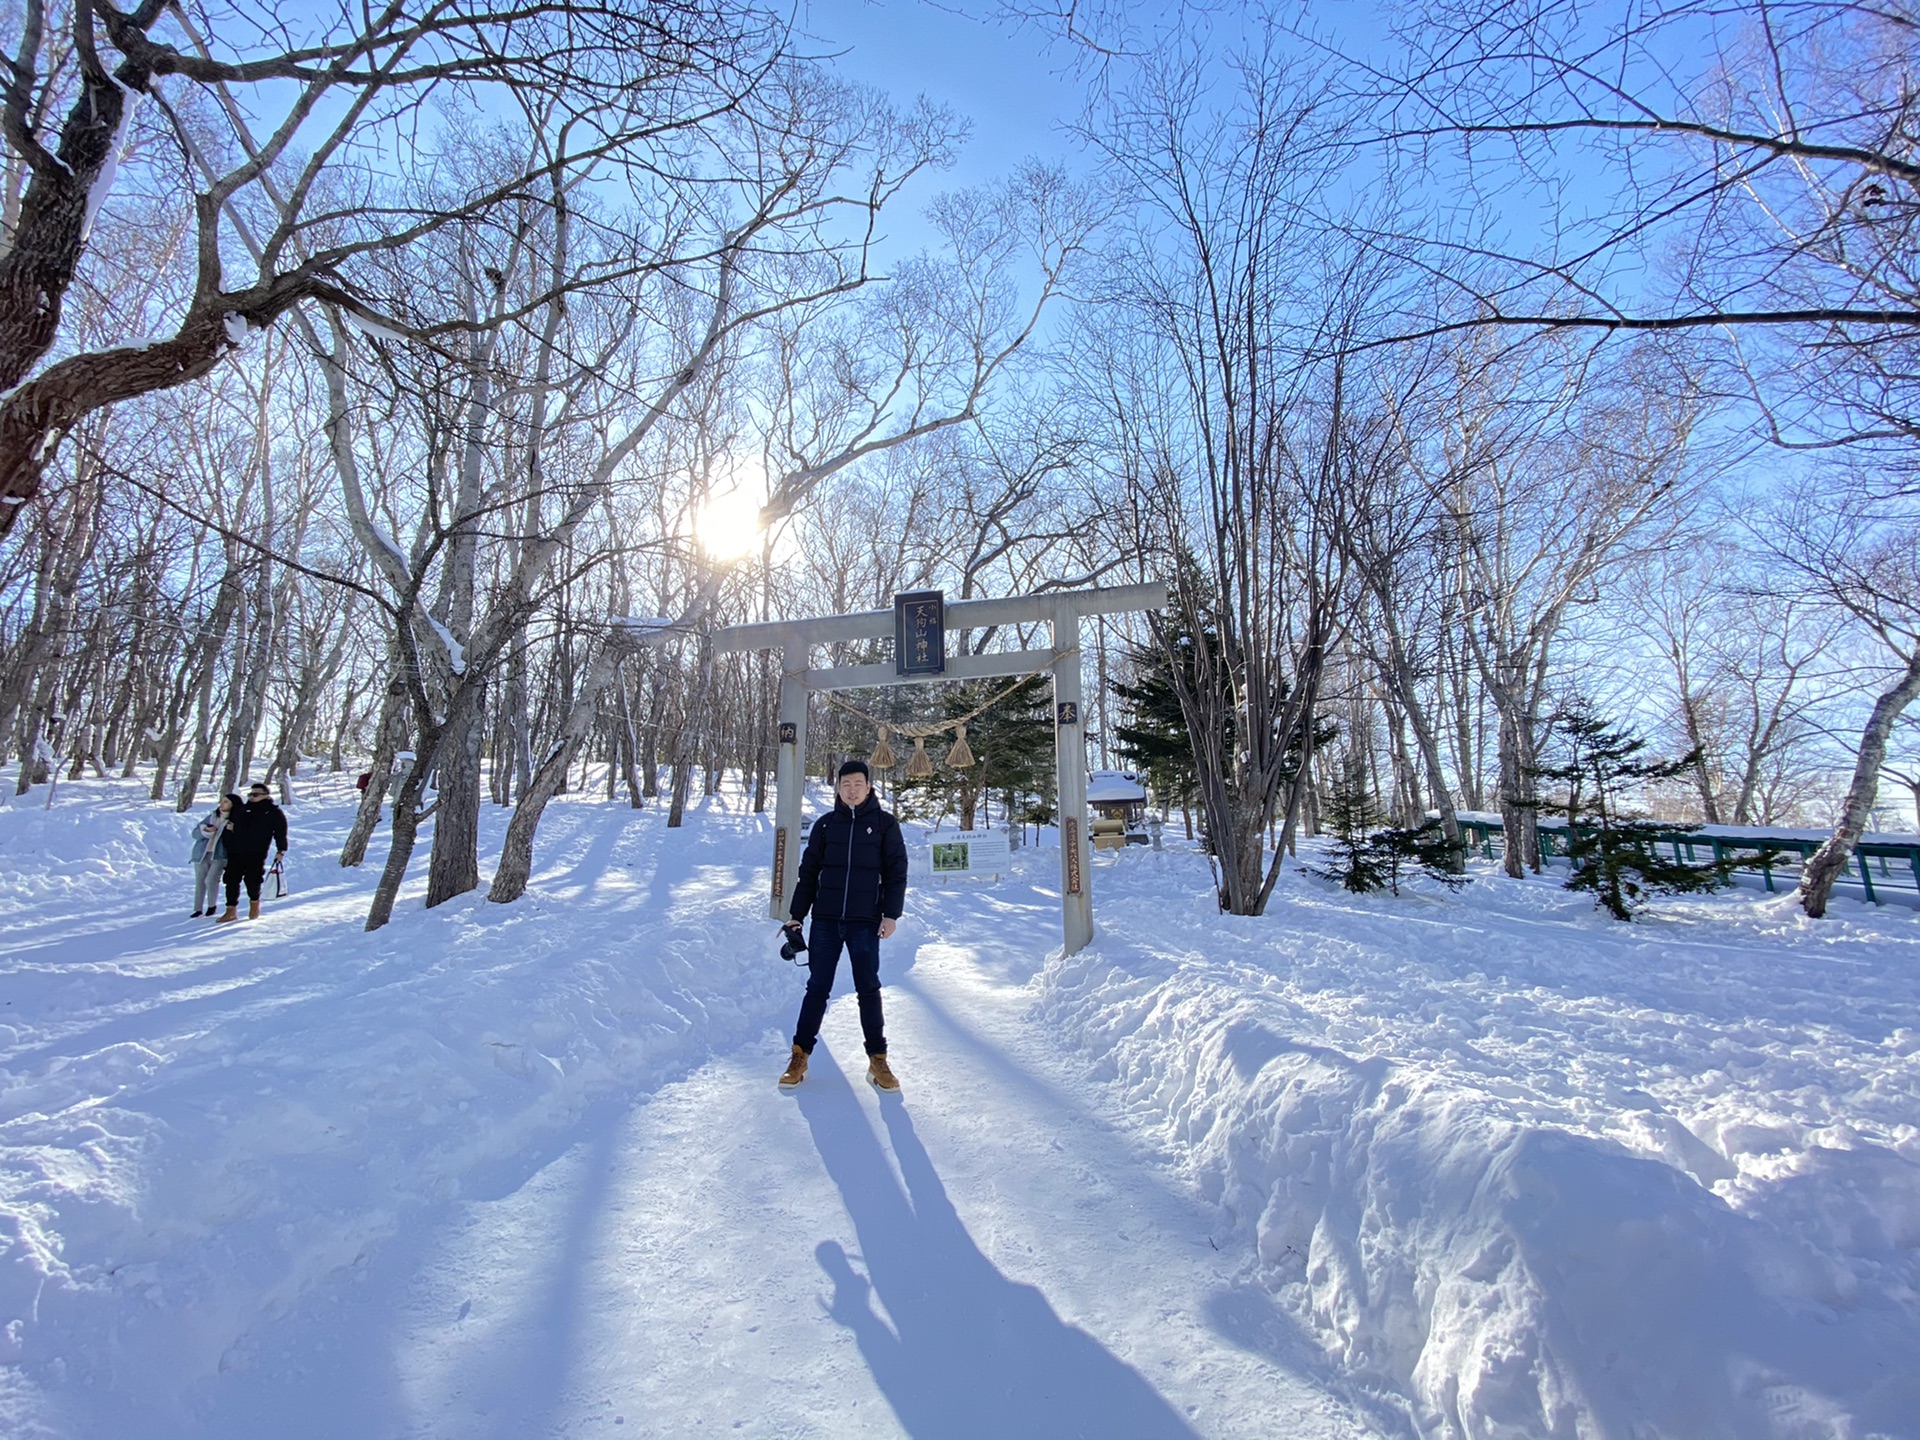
top-left (215, 906), bottom-right (239, 923)
top-left (778, 1045), bottom-right (808, 1088)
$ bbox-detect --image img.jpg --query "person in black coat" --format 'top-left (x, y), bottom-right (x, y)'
top-left (216, 781), bottom-right (288, 922)
top-left (779, 759), bottom-right (909, 1092)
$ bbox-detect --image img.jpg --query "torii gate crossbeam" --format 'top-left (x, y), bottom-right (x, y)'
top-left (710, 581), bottom-right (1169, 955)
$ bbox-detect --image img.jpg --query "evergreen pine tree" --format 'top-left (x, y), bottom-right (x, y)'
top-left (1310, 756), bottom-right (1393, 893)
top-left (1111, 665), bottom-right (1197, 814)
top-left (1112, 635), bottom-right (1218, 822)
top-left (891, 674), bottom-right (1053, 828)
top-left (1530, 702), bottom-right (1732, 920)
top-left (1367, 822), bottom-right (1473, 894)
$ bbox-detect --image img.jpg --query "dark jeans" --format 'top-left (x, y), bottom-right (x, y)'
top-left (793, 916), bottom-right (886, 1057)
top-left (225, 852), bottom-right (267, 906)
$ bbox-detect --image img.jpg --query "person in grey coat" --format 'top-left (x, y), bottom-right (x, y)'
top-left (190, 793), bottom-right (238, 917)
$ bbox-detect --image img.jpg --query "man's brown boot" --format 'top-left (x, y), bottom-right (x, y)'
top-left (247, 899), bottom-right (261, 920)
top-left (778, 1044), bottom-right (808, 1089)
top-left (867, 1053), bottom-right (900, 1093)
top-left (215, 906), bottom-right (239, 923)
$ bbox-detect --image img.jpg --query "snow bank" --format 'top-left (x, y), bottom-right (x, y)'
top-left (1041, 854), bottom-right (1920, 1439)
top-left (0, 780), bottom-right (790, 1433)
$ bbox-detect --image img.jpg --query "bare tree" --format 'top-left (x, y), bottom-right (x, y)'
top-left (1078, 41), bottom-right (1354, 914)
top-left (1320, 340), bottom-right (1470, 867)
top-left (0, 0), bottom-right (789, 536)
top-left (1434, 338), bottom-right (1705, 876)
top-left (1328, 0), bottom-right (1920, 906)
top-left (484, 159), bottom-right (1099, 897)
top-left (1610, 539), bottom-right (1839, 826)
top-left (1343, 2), bottom-right (1920, 346)
top-left (1768, 478), bottom-right (1920, 914)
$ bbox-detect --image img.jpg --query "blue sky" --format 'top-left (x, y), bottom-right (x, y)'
top-left (798, 0), bottom-right (1091, 192)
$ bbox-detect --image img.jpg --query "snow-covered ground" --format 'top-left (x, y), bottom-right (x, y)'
top-left (1, 777), bottom-right (1915, 1439)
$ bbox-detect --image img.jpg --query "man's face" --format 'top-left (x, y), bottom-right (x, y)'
top-left (836, 772), bottom-right (871, 808)
top-left (248, 788), bottom-right (269, 805)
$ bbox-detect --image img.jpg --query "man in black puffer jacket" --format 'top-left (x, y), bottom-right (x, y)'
top-left (216, 781), bottom-right (288, 922)
top-left (778, 759), bottom-right (910, 1093)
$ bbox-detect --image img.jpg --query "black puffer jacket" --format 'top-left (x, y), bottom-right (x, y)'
top-left (226, 797), bottom-right (288, 861)
top-left (790, 791), bottom-right (909, 923)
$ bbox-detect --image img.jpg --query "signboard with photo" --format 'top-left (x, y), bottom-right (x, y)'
top-left (929, 830), bottom-right (1011, 880)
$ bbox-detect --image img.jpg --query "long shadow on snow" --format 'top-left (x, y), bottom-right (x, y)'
top-left (796, 1052), bottom-right (1200, 1440)
top-left (554, 809), bottom-right (624, 897)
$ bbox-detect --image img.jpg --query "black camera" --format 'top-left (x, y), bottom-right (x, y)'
top-left (780, 924), bottom-right (808, 961)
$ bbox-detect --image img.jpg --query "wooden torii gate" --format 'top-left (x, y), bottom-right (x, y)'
top-left (709, 581), bottom-right (1169, 955)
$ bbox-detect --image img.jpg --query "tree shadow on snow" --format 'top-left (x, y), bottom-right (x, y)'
top-left (796, 1053), bottom-right (1200, 1440)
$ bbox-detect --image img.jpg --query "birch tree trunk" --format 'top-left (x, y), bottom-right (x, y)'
top-left (341, 678), bottom-right (409, 868)
top-left (1800, 650), bottom-right (1920, 917)
top-left (667, 639), bottom-right (715, 829)
top-left (6, 463), bottom-right (101, 794)
top-left (1495, 702), bottom-right (1541, 879)
top-left (175, 639), bottom-right (229, 814)
top-left (425, 687), bottom-right (486, 906)
top-left (488, 643), bottom-right (627, 903)
top-left (616, 669), bottom-right (645, 809)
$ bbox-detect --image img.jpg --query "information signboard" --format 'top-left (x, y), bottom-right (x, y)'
top-left (929, 830), bottom-right (1011, 880)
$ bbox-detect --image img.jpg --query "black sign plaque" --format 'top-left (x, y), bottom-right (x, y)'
top-left (779, 721), bottom-right (797, 745)
top-left (1056, 701), bottom-right (1079, 726)
top-left (894, 590), bottom-right (946, 677)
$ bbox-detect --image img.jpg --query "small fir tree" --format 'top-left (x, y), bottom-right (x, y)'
top-left (1310, 756), bottom-right (1393, 893)
top-left (1368, 822), bottom-right (1473, 895)
top-left (1529, 703), bottom-right (1732, 920)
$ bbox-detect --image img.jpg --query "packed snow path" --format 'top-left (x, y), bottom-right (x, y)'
top-left (0, 784), bottom-right (1380, 1439)
top-left (191, 904), bottom-right (1384, 1438)
top-left (3, 780), bottom-right (1917, 1438)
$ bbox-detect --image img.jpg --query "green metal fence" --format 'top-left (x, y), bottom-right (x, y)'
top-left (1454, 817), bottom-right (1920, 905)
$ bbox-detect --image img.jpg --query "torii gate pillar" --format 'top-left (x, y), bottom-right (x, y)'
top-left (716, 581), bottom-right (1168, 956)
top-left (772, 637), bottom-right (809, 923)
top-left (1051, 597), bottom-right (1094, 954)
